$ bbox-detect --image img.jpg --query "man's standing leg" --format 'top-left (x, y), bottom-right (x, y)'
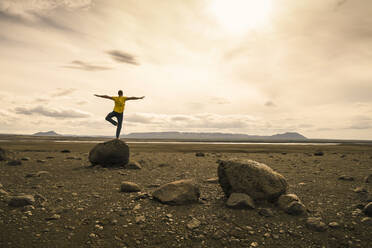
top-left (105, 111), bottom-right (117, 126)
top-left (116, 113), bottom-right (123, 138)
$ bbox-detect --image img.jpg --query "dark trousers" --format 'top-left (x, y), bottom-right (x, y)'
top-left (105, 111), bottom-right (123, 138)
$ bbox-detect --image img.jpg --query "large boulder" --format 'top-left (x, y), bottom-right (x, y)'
top-left (152, 179), bottom-right (200, 205)
top-left (89, 139), bottom-right (129, 167)
top-left (218, 159), bottom-right (288, 200)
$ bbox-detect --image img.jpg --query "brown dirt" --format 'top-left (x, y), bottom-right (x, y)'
top-left (0, 138), bottom-right (372, 248)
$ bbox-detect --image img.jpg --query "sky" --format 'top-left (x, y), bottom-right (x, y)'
top-left (0, 0), bottom-right (372, 139)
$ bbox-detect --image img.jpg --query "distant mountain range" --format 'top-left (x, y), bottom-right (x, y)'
top-left (32, 130), bottom-right (307, 141)
top-left (123, 132), bottom-right (307, 141)
top-left (33, 131), bottom-right (61, 136)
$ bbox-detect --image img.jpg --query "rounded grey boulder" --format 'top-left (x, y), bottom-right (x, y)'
top-left (218, 159), bottom-right (288, 200)
top-left (89, 139), bottom-right (129, 167)
top-left (152, 179), bottom-right (200, 205)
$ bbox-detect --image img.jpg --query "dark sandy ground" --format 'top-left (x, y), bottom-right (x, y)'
top-left (0, 138), bottom-right (372, 248)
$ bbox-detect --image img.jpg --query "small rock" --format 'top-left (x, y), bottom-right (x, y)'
top-left (7, 160), bottom-right (22, 166)
top-left (354, 187), bottom-right (368, 193)
top-left (152, 179), bottom-right (200, 205)
top-left (187, 218), bottom-right (201, 229)
top-left (120, 181), bottom-right (141, 192)
top-left (21, 157), bottom-right (30, 161)
top-left (8, 195), bottom-right (35, 207)
top-left (158, 163), bottom-right (171, 167)
top-left (133, 204), bottom-right (141, 210)
top-left (46, 156), bottom-right (54, 159)
top-left (0, 147), bottom-right (7, 161)
top-left (328, 222), bottom-right (340, 228)
top-left (135, 215), bottom-right (146, 223)
top-left (250, 241), bottom-right (259, 247)
top-left (89, 233), bottom-right (97, 238)
top-left (306, 217), bottom-right (327, 232)
top-left (277, 193), bottom-right (300, 209)
top-left (226, 193), bottom-right (255, 209)
top-left (338, 175), bottom-right (354, 181)
top-left (95, 224), bottom-right (103, 230)
top-left (205, 177), bottom-right (219, 184)
top-left (36, 160), bottom-right (46, 163)
top-left (61, 150), bottom-right (71, 153)
top-left (258, 208), bottom-right (274, 217)
top-left (45, 214), bottom-right (61, 221)
top-left (363, 202), bottom-right (372, 217)
top-left (365, 174), bottom-right (372, 183)
top-left (285, 201), bottom-right (306, 215)
top-left (36, 171), bottom-right (50, 177)
top-left (352, 208), bottom-right (363, 217)
top-left (195, 152), bottom-right (205, 157)
top-left (361, 217), bottom-right (372, 225)
top-left (212, 230), bottom-right (226, 239)
top-left (25, 173), bottom-right (36, 178)
top-left (124, 161), bottom-right (142, 170)
top-left (0, 189), bottom-right (9, 196)
top-left (314, 151), bottom-right (324, 156)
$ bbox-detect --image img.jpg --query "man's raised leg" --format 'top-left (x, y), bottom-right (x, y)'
top-left (105, 111), bottom-right (117, 126)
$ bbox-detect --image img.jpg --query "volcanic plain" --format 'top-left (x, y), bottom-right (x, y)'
top-left (0, 136), bottom-right (371, 248)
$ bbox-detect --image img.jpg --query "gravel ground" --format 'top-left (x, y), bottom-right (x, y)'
top-left (0, 139), bottom-right (372, 248)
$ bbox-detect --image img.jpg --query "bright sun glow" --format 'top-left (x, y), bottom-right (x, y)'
top-left (210, 0), bottom-right (272, 33)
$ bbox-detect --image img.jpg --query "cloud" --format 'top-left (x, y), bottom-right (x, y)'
top-left (34, 98), bottom-right (50, 103)
top-left (106, 50), bottom-right (139, 65)
top-left (210, 97), bottom-right (231, 105)
top-left (264, 101), bottom-right (276, 107)
top-left (15, 105), bottom-right (90, 118)
top-left (125, 112), bottom-right (258, 130)
top-left (0, 0), bottom-right (93, 19)
top-left (335, 0), bottom-right (348, 9)
top-left (63, 60), bottom-right (112, 71)
top-left (51, 88), bottom-right (76, 97)
top-left (0, 0), bottom-right (92, 33)
top-left (76, 100), bottom-right (89, 105)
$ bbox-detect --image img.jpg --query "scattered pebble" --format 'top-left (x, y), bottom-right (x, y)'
top-left (338, 175), bottom-right (354, 181)
top-left (306, 217), bottom-right (327, 232)
top-left (328, 222), bottom-right (340, 228)
top-left (7, 160), bottom-right (22, 166)
top-left (187, 218), bottom-right (201, 229)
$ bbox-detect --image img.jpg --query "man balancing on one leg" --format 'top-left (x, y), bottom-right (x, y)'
top-left (94, 90), bottom-right (145, 139)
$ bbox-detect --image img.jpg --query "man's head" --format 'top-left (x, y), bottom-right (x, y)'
top-left (118, 90), bottom-right (123, 96)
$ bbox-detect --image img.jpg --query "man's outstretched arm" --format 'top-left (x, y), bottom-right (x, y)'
top-left (94, 94), bottom-right (113, 100)
top-left (126, 96), bottom-right (145, 101)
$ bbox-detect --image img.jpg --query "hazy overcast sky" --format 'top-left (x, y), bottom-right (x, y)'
top-left (1, 0), bottom-right (372, 139)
